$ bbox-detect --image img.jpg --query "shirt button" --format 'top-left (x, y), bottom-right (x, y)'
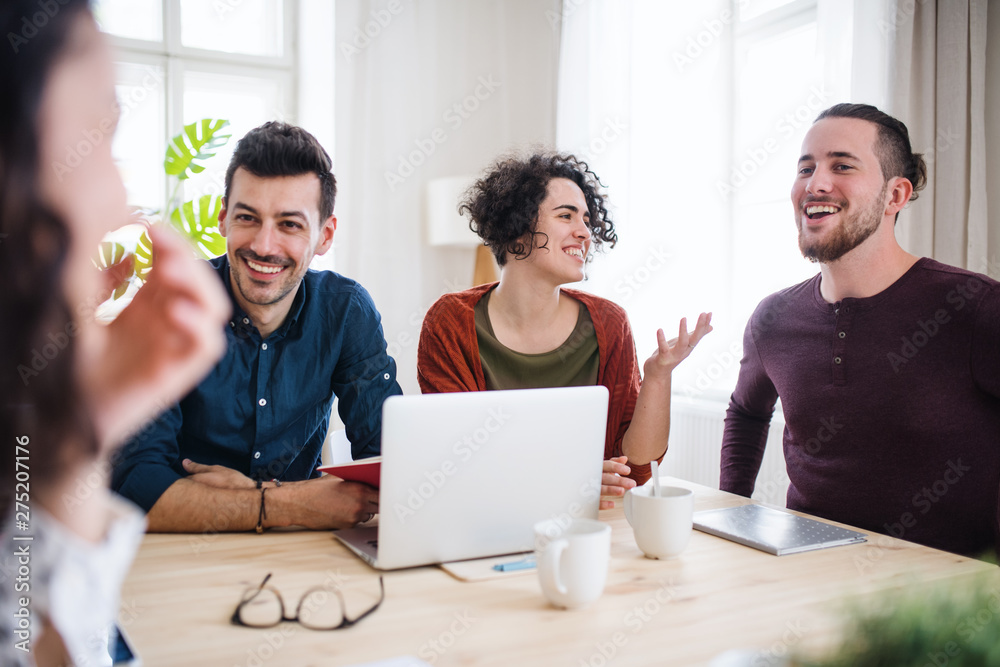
top-left (243, 317), bottom-right (250, 325)
top-left (838, 331), bottom-right (846, 339)
top-left (383, 373), bottom-right (390, 380)
top-left (258, 398), bottom-right (267, 406)
top-left (254, 452), bottom-right (261, 459)
top-left (834, 356), bottom-right (843, 364)
top-left (262, 343), bottom-right (268, 350)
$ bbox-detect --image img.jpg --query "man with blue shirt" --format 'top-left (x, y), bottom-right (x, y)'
top-left (113, 122), bottom-right (402, 532)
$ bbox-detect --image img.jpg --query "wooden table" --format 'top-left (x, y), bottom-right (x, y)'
top-left (120, 478), bottom-right (995, 666)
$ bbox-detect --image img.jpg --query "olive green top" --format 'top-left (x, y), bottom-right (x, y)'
top-left (474, 288), bottom-right (600, 390)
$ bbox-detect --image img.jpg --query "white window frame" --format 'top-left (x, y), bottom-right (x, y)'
top-left (101, 0), bottom-right (299, 211)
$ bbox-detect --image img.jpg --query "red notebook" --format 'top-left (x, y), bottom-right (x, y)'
top-left (317, 456), bottom-right (381, 488)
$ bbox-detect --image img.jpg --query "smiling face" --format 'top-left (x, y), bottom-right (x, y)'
top-left (792, 117), bottom-right (892, 264)
top-left (514, 177), bottom-right (592, 284)
top-left (218, 168), bottom-right (335, 320)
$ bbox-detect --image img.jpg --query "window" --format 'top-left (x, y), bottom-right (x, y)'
top-left (728, 0), bottom-right (829, 350)
top-left (556, 0), bottom-right (855, 403)
top-left (94, 0), bottom-right (297, 213)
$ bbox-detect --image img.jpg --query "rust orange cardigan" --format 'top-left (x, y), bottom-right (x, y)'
top-left (417, 283), bottom-right (652, 484)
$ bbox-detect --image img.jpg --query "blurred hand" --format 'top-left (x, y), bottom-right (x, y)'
top-left (87, 225), bottom-right (230, 448)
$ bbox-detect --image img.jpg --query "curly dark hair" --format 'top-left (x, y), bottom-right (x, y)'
top-left (460, 152), bottom-right (617, 266)
top-left (1, 0), bottom-right (97, 503)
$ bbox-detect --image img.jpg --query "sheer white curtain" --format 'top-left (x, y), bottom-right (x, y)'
top-left (556, 0), bottom-right (733, 398)
top-left (887, 0), bottom-right (997, 277)
top-left (334, 0), bottom-right (561, 393)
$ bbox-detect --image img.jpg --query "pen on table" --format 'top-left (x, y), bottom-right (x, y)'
top-left (493, 556), bottom-right (536, 572)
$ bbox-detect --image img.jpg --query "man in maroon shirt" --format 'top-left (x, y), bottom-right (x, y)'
top-left (721, 103), bottom-right (1000, 557)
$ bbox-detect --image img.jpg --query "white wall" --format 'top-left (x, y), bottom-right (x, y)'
top-left (333, 0), bottom-right (562, 394)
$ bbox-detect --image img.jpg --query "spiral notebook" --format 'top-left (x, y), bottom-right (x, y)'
top-left (693, 504), bottom-right (867, 556)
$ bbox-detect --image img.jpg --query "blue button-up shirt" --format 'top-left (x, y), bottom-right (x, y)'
top-left (112, 256), bottom-right (403, 512)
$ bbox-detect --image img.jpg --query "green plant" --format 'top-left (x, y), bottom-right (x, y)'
top-left (797, 571), bottom-right (1000, 666)
top-left (97, 118), bottom-right (231, 300)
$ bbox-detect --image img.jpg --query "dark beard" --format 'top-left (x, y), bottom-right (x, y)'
top-left (798, 187), bottom-right (885, 264)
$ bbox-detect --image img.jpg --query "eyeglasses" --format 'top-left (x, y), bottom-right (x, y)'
top-left (231, 573), bottom-right (384, 630)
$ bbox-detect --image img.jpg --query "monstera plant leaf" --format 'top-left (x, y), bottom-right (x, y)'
top-left (169, 194), bottom-right (227, 259)
top-left (133, 228), bottom-right (153, 282)
top-left (164, 118), bottom-right (232, 180)
top-left (93, 240), bottom-right (135, 300)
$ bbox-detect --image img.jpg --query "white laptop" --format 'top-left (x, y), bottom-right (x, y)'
top-left (334, 386), bottom-right (609, 570)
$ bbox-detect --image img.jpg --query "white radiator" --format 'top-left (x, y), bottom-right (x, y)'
top-left (665, 395), bottom-right (789, 507)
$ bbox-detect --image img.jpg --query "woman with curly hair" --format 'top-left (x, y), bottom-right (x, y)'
top-left (418, 153), bottom-right (711, 505)
top-left (0, 1), bottom-right (229, 663)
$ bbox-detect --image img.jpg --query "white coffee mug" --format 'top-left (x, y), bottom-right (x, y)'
top-left (533, 518), bottom-right (611, 609)
top-left (624, 484), bottom-right (693, 559)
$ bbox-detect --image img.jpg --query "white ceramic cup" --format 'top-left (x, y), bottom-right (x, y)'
top-left (533, 517), bottom-right (611, 609)
top-left (623, 484), bottom-right (693, 559)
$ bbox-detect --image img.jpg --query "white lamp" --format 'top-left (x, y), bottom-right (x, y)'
top-left (426, 176), bottom-right (498, 286)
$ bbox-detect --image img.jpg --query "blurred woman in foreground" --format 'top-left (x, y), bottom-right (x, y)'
top-left (0, 1), bottom-right (229, 663)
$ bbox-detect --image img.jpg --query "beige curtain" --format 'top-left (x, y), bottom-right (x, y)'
top-left (889, 0), bottom-right (996, 277)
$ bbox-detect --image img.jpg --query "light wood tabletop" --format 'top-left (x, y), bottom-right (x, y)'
top-left (119, 477), bottom-right (996, 666)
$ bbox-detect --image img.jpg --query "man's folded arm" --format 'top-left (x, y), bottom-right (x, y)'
top-left (111, 403), bottom-right (185, 512)
top-left (146, 475), bottom-right (379, 532)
